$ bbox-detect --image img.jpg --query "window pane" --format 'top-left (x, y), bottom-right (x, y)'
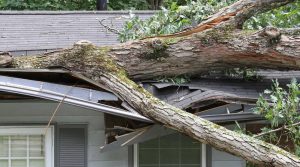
top-left (0, 160), bottom-right (8, 167)
top-left (11, 160), bottom-right (26, 167)
top-left (181, 149), bottom-right (201, 164)
top-left (139, 138), bottom-right (159, 149)
top-left (139, 133), bottom-right (202, 167)
top-left (29, 135), bottom-right (44, 157)
top-left (0, 127), bottom-right (53, 167)
top-left (30, 159), bottom-right (45, 167)
top-left (160, 133), bottom-right (179, 148)
top-left (160, 149), bottom-right (180, 164)
top-left (0, 136), bottom-right (8, 157)
top-left (139, 149), bottom-right (159, 165)
top-left (181, 135), bottom-right (201, 148)
top-left (11, 136), bottom-right (27, 157)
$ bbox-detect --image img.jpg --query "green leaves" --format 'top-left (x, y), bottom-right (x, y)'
top-left (255, 79), bottom-right (300, 156)
top-left (256, 80), bottom-right (297, 127)
top-left (108, 0), bottom-right (148, 10)
top-left (0, 0), bottom-right (96, 10)
top-left (244, 1), bottom-right (300, 29)
top-left (119, 0), bottom-right (299, 42)
top-left (118, 0), bottom-right (237, 42)
top-left (0, 0), bottom-right (150, 10)
top-left (156, 75), bottom-right (191, 84)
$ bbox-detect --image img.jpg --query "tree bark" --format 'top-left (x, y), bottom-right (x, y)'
top-left (2, 0), bottom-right (300, 166)
top-left (109, 27), bottom-right (300, 80)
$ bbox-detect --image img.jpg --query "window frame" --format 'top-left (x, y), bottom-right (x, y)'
top-left (0, 126), bottom-right (54, 167)
top-left (133, 134), bottom-right (208, 167)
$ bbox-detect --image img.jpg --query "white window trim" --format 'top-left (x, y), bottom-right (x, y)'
top-left (0, 126), bottom-right (54, 167)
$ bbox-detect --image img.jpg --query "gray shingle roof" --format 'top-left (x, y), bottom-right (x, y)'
top-left (0, 11), bottom-right (155, 52)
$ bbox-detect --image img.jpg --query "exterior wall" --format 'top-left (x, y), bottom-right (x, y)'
top-left (211, 123), bottom-right (246, 167)
top-left (0, 99), bottom-right (248, 167)
top-left (211, 148), bottom-right (245, 167)
top-left (0, 99), bottom-right (128, 167)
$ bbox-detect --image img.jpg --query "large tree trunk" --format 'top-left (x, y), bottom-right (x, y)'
top-left (2, 0), bottom-right (300, 166)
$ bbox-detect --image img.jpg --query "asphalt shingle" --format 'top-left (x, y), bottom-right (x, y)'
top-left (0, 11), bottom-right (155, 52)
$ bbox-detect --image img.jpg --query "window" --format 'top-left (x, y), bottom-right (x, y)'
top-left (0, 126), bottom-right (54, 167)
top-left (138, 133), bottom-right (203, 167)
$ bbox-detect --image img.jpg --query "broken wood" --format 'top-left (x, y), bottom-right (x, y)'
top-left (0, 52), bottom-right (12, 67)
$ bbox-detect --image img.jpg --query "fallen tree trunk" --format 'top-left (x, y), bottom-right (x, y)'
top-left (109, 27), bottom-right (300, 80)
top-left (2, 0), bottom-right (300, 166)
top-left (10, 27), bottom-right (300, 80)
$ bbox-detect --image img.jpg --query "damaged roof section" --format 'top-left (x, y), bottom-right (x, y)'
top-left (101, 73), bottom-right (299, 152)
top-left (0, 68), bottom-right (295, 125)
top-left (144, 79), bottom-right (262, 110)
top-left (0, 68), bottom-right (298, 151)
top-left (0, 74), bottom-right (151, 122)
top-left (143, 74), bottom-right (298, 111)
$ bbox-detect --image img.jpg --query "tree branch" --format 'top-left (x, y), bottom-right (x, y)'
top-left (224, 0), bottom-right (295, 28)
top-left (254, 122), bottom-right (300, 138)
top-left (3, 27), bottom-right (300, 80)
top-left (205, 0), bottom-right (295, 29)
top-left (110, 26), bottom-right (300, 79)
top-left (0, 52), bottom-right (12, 67)
top-left (97, 17), bottom-right (121, 35)
top-left (145, 0), bottom-right (295, 39)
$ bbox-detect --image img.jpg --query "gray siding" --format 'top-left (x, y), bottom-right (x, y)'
top-left (0, 99), bottom-right (128, 167)
top-left (211, 124), bottom-right (246, 167)
top-left (212, 148), bottom-right (245, 167)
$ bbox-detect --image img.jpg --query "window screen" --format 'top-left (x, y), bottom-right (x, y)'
top-left (139, 133), bottom-right (202, 167)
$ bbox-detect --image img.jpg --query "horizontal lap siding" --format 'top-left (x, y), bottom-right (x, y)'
top-left (211, 145), bottom-right (246, 167)
top-left (0, 100), bottom-right (129, 167)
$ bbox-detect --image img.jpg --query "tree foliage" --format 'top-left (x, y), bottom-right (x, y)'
top-left (119, 0), bottom-right (236, 42)
top-left (119, 0), bottom-right (300, 42)
top-left (0, 0), bottom-right (96, 10)
top-left (244, 1), bottom-right (300, 29)
top-left (108, 0), bottom-right (187, 10)
top-left (0, 0), bottom-right (185, 10)
top-left (0, 0), bottom-right (156, 10)
top-left (107, 0), bottom-right (149, 10)
top-left (255, 79), bottom-right (300, 156)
